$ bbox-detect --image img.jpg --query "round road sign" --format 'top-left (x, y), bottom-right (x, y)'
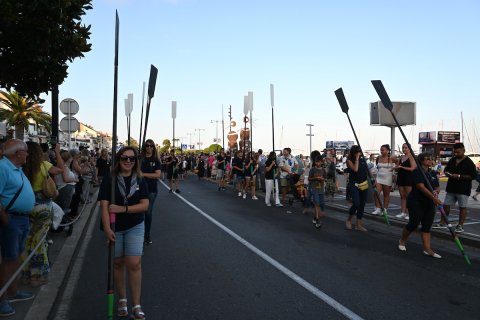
top-left (60, 117), bottom-right (80, 132)
top-left (60, 98), bottom-right (79, 116)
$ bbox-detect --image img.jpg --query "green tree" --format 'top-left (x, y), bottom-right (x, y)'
top-left (159, 139), bottom-right (171, 154)
top-left (204, 144), bottom-right (222, 153)
top-left (124, 137), bottom-right (139, 150)
top-left (0, 90), bottom-right (52, 140)
top-left (0, 0), bottom-right (92, 98)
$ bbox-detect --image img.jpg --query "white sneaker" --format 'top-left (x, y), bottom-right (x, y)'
top-left (243, 193), bottom-right (247, 199)
top-left (395, 212), bottom-right (407, 219)
top-left (238, 192), bottom-right (242, 197)
top-left (252, 196), bottom-right (258, 200)
top-left (266, 203), bottom-right (271, 207)
top-left (371, 208), bottom-right (381, 215)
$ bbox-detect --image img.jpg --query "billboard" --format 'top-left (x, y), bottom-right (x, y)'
top-left (370, 101), bottom-right (416, 126)
top-left (437, 131), bottom-right (460, 144)
top-left (325, 140), bottom-right (354, 150)
top-left (418, 131), bottom-right (437, 144)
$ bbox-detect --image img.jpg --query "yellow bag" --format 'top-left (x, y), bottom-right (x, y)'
top-left (42, 164), bottom-right (59, 199)
top-left (355, 180), bottom-right (369, 191)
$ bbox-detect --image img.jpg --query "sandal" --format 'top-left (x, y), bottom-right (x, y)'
top-left (117, 299), bottom-right (128, 317)
top-left (132, 305), bottom-right (146, 320)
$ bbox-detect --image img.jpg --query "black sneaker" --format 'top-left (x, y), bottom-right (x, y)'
top-left (169, 189), bottom-right (173, 193)
top-left (218, 187), bottom-right (221, 191)
top-left (315, 221), bottom-right (322, 229)
top-left (176, 189), bottom-right (181, 193)
top-left (144, 236), bottom-right (152, 244)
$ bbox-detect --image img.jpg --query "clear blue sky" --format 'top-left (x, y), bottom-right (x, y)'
top-left (43, 0), bottom-right (480, 154)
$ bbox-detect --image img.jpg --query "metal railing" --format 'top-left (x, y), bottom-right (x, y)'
top-left (0, 179), bottom-right (95, 297)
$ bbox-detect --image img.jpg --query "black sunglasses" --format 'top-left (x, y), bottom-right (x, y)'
top-left (120, 156), bottom-right (136, 162)
top-left (145, 144), bottom-right (154, 148)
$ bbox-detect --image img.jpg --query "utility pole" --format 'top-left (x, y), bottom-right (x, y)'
top-left (306, 124), bottom-right (314, 156)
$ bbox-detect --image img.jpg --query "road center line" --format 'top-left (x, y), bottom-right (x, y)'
top-left (161, 181), bottom-right (364, 320)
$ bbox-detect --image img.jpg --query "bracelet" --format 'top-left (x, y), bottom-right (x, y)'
top-left (125, 205), bottom-right (128, 214)
top-left (457, 174), bottom-right (460, 180)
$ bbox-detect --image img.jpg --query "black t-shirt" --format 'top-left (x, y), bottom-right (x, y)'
top-left (232, 157), bottom-right (244, 176)
top-left (408, 168), bottom-right (438, 204)
top-left (265, 158), bottom-right (278, 180)
top-left (141, 156), bottom-right (161, 193)
top-left (96, 157), bottom-right (111, 177)
top-left (445, 156), bottom-right (477, 195)
top-left (166, 156), bottom-right (178, 174)
top-left (97, 175), bottom-right (149, 231)
top-left (348, 158), bottom-right (367, 184)
top-left (217, 155), bottom-right (225, 170)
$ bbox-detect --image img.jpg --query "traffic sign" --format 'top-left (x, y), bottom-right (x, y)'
top-left (59, 98), bottom-right (79, 115)
top-left (60, 117), bottom-right (80, 132)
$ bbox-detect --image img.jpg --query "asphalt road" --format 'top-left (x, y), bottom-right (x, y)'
top-left (56, 175), bottom-right (480, 320)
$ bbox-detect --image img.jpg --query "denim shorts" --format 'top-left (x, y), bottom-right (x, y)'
top-left (443, 193), bottom-right (469, 208)
top-left (0, 215), bottom-right (30, 261)
top-left (311, 192), bottom-right (325, 210)
top-left (115, 222), bottom-right (144, 257)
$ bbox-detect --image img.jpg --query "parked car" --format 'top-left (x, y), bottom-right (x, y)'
top-left (466, 153), bottom-right (480, 165)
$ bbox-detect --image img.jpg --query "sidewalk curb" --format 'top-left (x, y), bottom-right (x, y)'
top-left (24, 190), bottom-right (99, 320)
top-left (321, 200), bottom-right (480, 249)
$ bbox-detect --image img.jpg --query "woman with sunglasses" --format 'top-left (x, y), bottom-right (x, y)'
top-left (398, 153), bottom-right (442, 258)
top-left (140, 140), bottom-right (161, 245)
top-left (98, 146), bottom-right (149, 319)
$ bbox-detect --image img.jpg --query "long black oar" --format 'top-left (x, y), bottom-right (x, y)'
top-left (107, 11), bottom-right (120, 319)
top-left (371, 80), bottom-right (471, 265)
top-left (142, 65), bottom-right (158, 147)
top-left (335, 88), bottom-right (390, 226)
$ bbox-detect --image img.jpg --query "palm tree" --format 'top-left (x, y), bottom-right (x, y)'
top-left (0, 90), bottom-right (51, 140)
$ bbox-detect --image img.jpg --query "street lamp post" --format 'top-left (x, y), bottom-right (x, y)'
top-left (211, 120), bottom-right (221, 152)
top-left (248, 91), bottom-right (253, 152)
top-left (172, 101), bottom-right (177, 151)
top-left (306, 124), bottom-right (314, 156)
top-left (270, 84), bottom-right (275, 152)
top-left (243, 95), bottom-right (249, 158)
top-left (187, 132), bottom-right (195, 150)
top-left (195, 128), bottom-right (205, 151)
top-left (124, 93), bottom-right (133, 146)
top-left (221, 104), bottom-right (225, 150)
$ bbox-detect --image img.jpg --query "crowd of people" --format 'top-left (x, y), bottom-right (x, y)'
top-left (0, 139), bottom-right (105, 317)
top-left (1, 136), bottom-right (479, 318)
top-left (169, 143), bottom-right (479, 250)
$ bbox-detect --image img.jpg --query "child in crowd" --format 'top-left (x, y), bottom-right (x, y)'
top-left (308, 156), bottom-right (326, 228)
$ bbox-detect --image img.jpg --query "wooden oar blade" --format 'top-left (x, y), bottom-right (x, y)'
top-left (371, 80), bottom-right (394, 111)
top-left (334, 88), bottom-right (349, 114)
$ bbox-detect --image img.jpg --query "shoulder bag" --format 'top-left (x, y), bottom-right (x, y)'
top-left (42, 163), bottom-right (59, 199)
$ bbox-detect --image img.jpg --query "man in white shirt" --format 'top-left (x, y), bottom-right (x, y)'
top-left (278, 147), bottom-right (298, 204)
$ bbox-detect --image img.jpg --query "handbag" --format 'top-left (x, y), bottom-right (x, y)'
top-left (355, 180), bottom-right (369, 191)
top-left (42, 164), bottom-right (59, 199)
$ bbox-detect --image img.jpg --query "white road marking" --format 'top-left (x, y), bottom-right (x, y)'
top-left (161, 181), bottom-right (364, 320)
